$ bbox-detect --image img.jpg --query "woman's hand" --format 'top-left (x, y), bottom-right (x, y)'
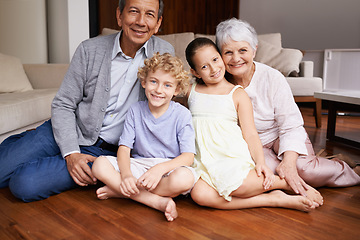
top-left (65, 153), bottom-right (97, 186)
top-left (276, 151), bottom-right (310, 197)
top-left (255, 163), bottom-right (275, 190)
top-left (120, 175), bottom-right (139, 197)
top-left (137, 164), bottom-right (166, 192)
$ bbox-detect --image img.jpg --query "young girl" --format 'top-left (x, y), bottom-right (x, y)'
top-left (92, 53), bottom-right (196, 221)
top-left (185, 37), bottom-right (323, 211)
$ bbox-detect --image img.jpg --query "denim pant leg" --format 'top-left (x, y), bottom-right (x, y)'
top-left (0, 120), bottom-right (60, 188)
top-left (8, 140), bottom-right (117, 202)
top-left (9, 153), bottom-right (76, 202)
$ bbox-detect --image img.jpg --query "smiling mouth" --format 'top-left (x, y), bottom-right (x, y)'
top-left (211, 70), bottom-right (221, 78)
top-left (230, 62), bottom-right (245, 68)
top-left (132, 29), bottom-right (147, 35)
top-left (151, 94), bottom-right (164, 100)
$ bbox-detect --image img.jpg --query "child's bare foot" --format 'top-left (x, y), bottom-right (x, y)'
top-left (96, 186), bottom-right (124, 200)
top-left (158, 198), bottom-right (178, 221)
top-left (305, 187), bottom-right (323, 207)
top-left (268, 190), bottom-right (316, 212)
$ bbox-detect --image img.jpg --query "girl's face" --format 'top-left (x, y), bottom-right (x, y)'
top-left (191, 45), bottom-right (226, 85)
top-left (221, 39), bottom-right (256, 78)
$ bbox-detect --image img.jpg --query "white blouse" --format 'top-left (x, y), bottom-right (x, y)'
top-left (244, 62), bottom-right (308, 158)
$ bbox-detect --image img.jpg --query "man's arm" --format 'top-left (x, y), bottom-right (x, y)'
top-left (51, 42), bottom-right (97, 186)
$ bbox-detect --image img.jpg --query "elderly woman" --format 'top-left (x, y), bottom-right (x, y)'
top-left (216, 18), bottom-right (360, 196)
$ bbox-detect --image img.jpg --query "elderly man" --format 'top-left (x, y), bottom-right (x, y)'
top-left (0, 0), bottom-right (174, 202)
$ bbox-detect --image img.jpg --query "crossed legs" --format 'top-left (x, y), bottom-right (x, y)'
top-left (92, 156), bottom-right (195, 221)
top-left (191, 179), bottom-right (317, 212)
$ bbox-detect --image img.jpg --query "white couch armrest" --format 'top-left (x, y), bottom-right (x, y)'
top-left (299, 61), bottom-right (314, 78)
top-left (23, 64), bottom-right (69, 89)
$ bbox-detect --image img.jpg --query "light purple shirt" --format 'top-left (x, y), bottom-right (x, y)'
top-left (119, 101), bottom-right (196, 159)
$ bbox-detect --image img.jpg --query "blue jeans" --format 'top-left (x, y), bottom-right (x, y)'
top-left (0, 120), bottom-right (116, 202)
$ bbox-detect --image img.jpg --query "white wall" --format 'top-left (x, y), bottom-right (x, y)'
top-left (47, 0), bottom-right (89, 63)
top-left (239, 0), bottom-right (360, 77)
top-left (239, 0), bottom-right (360, 50)
top-left (0, 0), bottom-right (47, 63)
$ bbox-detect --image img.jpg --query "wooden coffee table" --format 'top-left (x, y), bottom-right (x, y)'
top-left (314, 91), bottom-right (360, 148)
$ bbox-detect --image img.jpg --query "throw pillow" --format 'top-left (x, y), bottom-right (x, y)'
top-left (257, 33), bottom-right (282, 48)
top-left (0, 53), bottom-right (33, 93)
top-left (254, 40), bottom-right (303, 77)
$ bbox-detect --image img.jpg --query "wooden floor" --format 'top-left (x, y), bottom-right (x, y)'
top-left (1, 106), bottom-right (359, 240)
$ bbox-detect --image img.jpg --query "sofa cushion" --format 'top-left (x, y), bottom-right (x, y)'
top-left (257, 33), bottom-right (282, 48)
top-left (0, 53), bottom-right (33, 93)
top-left (287, 77), bottom-right (323, 96)
top-left (255, 40), bottom-right (303, 77)
top-left (194, 34), bottom-right (216, 43)
top-left (157, 32), bottom-right (195, 71)
top-left (101, 28), bottom-right (120, 36)
top-left (0, 89), bottom-right (57, 134)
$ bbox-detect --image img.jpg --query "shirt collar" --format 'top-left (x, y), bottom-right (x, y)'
top-left (112, 30), bottom-right (149, 60)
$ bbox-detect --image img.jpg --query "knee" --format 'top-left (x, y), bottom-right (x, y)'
top-left (9, 161), bottom-right (76, 202)
top-left (169, 167), bottom-right (195, 191)
top-left (190, 183), bottom-right (216, 207)
top-left (92, 156), bottom-right (108, 179)
top-left (9, 173), bottom-right (47, 202)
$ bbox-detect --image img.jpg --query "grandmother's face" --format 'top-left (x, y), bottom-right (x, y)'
top-left (220, 39), bottom-right (256, 77)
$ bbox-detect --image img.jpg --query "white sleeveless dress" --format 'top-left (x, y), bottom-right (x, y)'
top-left (188, 83), bottom-right (255, 201)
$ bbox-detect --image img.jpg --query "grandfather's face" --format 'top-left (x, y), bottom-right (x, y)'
top-left (117, 0), bottom-right (162, 54)
top-left (220, 39), bottom-right (256, 78)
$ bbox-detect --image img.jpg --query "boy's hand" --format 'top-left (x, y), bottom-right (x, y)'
top-left (120, 175), bottom-right (139, 197)
top-left (138, 165), bottom-right (165, 192)
top-left (255, 163), bottom-right (275, 190)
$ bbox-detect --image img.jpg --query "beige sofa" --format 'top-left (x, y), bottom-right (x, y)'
top-left (0, 53), bottom-right (68, 142)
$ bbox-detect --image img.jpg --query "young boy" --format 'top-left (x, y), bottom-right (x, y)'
top-left (92, 53), bottom-right (196, 221)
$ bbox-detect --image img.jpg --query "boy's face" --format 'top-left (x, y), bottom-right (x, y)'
top-left (141, 69), bottom-right (180, 114)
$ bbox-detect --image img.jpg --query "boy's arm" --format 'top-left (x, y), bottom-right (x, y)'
top-left (138, 152), bottom-right (194, 191)
top-left (117, 145), bottom-right (139, 196)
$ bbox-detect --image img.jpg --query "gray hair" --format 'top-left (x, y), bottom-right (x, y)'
top-left (216, 18), bottom-right (258, 51)
top-left (119, 0), bottom-right (164, 19)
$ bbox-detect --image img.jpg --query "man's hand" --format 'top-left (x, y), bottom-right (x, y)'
top-left (276, 151), bottom-right (310, 197)
top-left (65, 153), bottom-right (97, 186)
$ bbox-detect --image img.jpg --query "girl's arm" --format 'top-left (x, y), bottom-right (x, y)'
top-left (138, 152), bottom-right (194, 191)
top-left (117, 145), bottom-right (139, 197)
top-left (233, 88), bottom-right (274, 189)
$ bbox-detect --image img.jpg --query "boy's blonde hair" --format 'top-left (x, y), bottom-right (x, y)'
top-left (138, 53), bottom-right (190, 95)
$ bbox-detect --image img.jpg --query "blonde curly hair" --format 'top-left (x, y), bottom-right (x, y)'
top-left (138, 53), bottom-right (190, 95)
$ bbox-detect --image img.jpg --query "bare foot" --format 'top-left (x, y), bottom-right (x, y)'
top-left (96, 186), bottom-right (124, 200)
top-left (158, 198), bottom-right (178, 221)
top-left (268, 190), bottom-right (316, 212)
top-left (305, 187), bottom-right (323, 207)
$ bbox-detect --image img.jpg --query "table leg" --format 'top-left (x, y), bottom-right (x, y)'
top-left (326, 101), bottom-right (337, 140)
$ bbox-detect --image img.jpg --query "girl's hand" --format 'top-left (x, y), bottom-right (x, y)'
top-left (137, 165), bottom-right (165, 192)
top-left (255, 164), bottom-right (275, 190)
top-left (120, 175), bottom-right (139, 197)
